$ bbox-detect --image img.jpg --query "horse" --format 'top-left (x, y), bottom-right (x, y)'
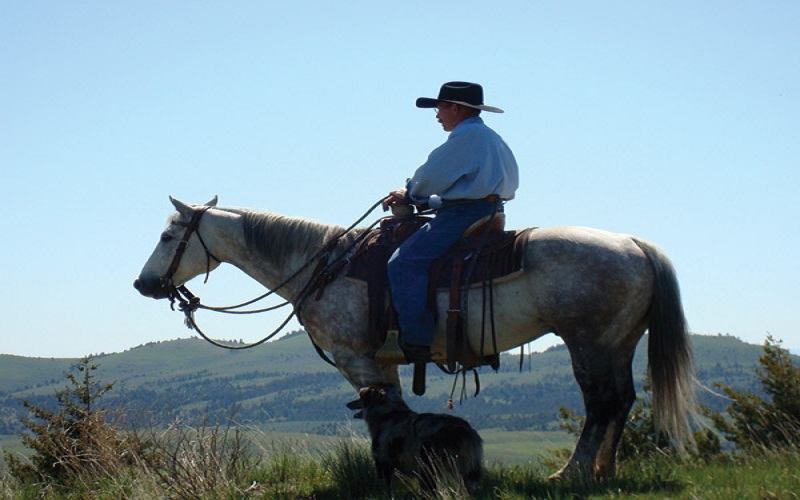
top-left (133, 196), bottom-right (696, 479)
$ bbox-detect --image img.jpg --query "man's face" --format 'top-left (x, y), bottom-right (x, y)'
top-left (435, 102), bottom-right (460, 131)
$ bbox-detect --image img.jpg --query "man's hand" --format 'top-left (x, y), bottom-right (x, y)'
top-left (382, 188), bottom-right (408, 211)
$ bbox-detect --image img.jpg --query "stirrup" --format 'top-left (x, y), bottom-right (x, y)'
top-left (375, 330), bottom-right (409, 365)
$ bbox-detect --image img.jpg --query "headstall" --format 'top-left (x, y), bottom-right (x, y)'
top-left (160, 205), bottom-right (220, 294)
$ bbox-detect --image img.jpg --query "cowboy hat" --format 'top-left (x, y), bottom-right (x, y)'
top-left (416, 81), bottom-right (504, 113)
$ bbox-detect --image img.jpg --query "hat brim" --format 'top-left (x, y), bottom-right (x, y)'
top-left (416, 97), bottom-right (504, 113)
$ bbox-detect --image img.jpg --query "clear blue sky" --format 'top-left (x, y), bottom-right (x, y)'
top-left (2, 1), bottom-right (798, 358)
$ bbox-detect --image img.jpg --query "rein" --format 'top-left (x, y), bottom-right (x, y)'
top-left (164, 198), bottom-right (387, 351)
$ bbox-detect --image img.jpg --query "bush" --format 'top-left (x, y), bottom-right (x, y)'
top-left (709, 334), bottom-right (800, 452)
top-left (4, 357), bottom-right (151, 491)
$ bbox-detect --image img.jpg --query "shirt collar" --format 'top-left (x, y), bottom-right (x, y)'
top-left (450, 116), bottom-right (483, 134)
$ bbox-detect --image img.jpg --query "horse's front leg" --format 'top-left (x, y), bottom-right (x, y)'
top-left (551, 340), bottom-right (636, 481)
top-left (301, 285), bottom-right (399, 392)
top-left (331, 347), bottom-right (402, 393)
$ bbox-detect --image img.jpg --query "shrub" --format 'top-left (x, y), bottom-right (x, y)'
top-left (4, 357), bottom-right (150, 490)
top-left (709, 334), bottom-right (800, 452)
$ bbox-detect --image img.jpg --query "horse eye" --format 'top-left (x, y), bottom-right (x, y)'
top-left (160, 232), bottom-right (173, 243)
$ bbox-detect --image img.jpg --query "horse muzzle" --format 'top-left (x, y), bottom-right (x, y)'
top-left (133, 276), bottom-right (172, 299)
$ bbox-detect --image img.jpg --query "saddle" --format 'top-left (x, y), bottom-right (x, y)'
top-left (346, 213), bottom-right (531, 381)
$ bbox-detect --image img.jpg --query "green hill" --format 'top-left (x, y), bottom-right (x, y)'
top-left (0, 332), bottom-right (779, 439)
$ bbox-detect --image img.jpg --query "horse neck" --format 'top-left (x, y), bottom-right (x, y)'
top-left (208, 209), bottom-right (343, 301)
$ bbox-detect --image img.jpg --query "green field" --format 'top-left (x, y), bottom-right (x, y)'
top-left (3, 431), bottom-right (799, 498)
top-left (2, 424), bottom-right (572, 473)
top-left (2, 332), bottom-right (796, 498)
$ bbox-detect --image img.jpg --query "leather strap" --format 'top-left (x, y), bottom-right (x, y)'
top-left (446, 256), bottom-right (466, 372)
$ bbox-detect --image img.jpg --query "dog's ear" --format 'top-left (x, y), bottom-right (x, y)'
top-left (358, 385), bottom-right (388, 406)
top-left (358, 386), bottom-right (376, 405)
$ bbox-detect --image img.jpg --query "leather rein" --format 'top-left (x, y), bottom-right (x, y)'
top-left (161, 199), bottom-right (385, 352)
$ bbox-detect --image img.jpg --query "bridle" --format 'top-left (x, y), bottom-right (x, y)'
top-left (158, 204), bottom-right (298, 350)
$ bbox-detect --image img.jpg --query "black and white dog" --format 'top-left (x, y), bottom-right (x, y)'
top-left (359, 384), bottom-right (483, 494)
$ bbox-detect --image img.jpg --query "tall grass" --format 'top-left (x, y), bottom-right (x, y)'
top-left (321, 438), bottom-right (381, 498)
top-left (3, 423), bottom-right (799, 499)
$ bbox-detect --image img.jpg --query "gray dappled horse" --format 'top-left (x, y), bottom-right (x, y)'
top-left (134, 196), bottom-right (696, 479)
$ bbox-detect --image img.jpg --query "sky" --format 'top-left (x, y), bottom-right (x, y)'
top-left (1, 1), bottom-right (798, 358)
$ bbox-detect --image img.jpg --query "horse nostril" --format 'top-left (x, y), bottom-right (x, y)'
top-left (134, 277), bottom-right (170, 299)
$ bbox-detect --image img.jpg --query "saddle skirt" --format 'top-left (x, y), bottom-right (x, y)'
top-left (345, 214), bottom-right (532, 364)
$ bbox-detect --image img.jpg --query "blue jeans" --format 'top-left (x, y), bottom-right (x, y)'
top-left (387, 201), bottom-right (499, 346)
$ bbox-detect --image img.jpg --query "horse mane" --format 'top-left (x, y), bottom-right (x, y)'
top-left (233, 209), bottom-right (345, 266)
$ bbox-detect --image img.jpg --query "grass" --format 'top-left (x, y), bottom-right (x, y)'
top-left (478, 451), bottom-right (800, 499)
top-left (480, 429), bottom-right (573, 463)
top-left (3, 421), bottom-right (800, 499)
top-left (653, 452), bottom-right (800, 500)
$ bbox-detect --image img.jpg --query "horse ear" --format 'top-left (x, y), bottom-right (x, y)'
top-left (205, 195), bottom-right (218, 207)
top-left (169, 196), bottom-right (194, 218)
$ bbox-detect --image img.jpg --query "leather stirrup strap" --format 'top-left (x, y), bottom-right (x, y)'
top-left (446, 256), bottom-right (466, 372)
top-left (413, 362), bottom-right (426, 395)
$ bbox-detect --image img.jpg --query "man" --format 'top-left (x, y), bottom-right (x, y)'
top-left (382, 81), bottom-right (519, 362)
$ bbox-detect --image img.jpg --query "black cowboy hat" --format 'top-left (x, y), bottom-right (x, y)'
top-left (416, 81), bottom-right (504, 113)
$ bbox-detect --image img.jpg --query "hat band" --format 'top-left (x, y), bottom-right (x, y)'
top-left (416, 96), bottom-right (503, 113)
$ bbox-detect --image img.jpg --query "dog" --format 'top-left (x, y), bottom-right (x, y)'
top-left (359, 384), bottom-right (483, 495)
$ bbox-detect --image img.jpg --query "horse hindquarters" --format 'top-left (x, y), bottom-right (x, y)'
top-left (539, 230), bottom-right (658, 479)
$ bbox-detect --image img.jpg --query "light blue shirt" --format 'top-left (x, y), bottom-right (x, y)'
top-left (406, 116), bottom-right (519, 206)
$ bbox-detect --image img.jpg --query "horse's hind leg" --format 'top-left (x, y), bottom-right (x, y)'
top-left (551, 339), bottom-right (637, 480)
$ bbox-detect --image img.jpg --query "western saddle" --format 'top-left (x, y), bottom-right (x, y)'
top-left (345, 206), bottom-right (531, 393)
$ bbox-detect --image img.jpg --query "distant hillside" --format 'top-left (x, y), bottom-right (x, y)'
top-left (0, 332), bottom-right (784, 437)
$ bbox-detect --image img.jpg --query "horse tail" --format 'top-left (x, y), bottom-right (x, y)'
top-left (633, 238), bottom-right (697, 451)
